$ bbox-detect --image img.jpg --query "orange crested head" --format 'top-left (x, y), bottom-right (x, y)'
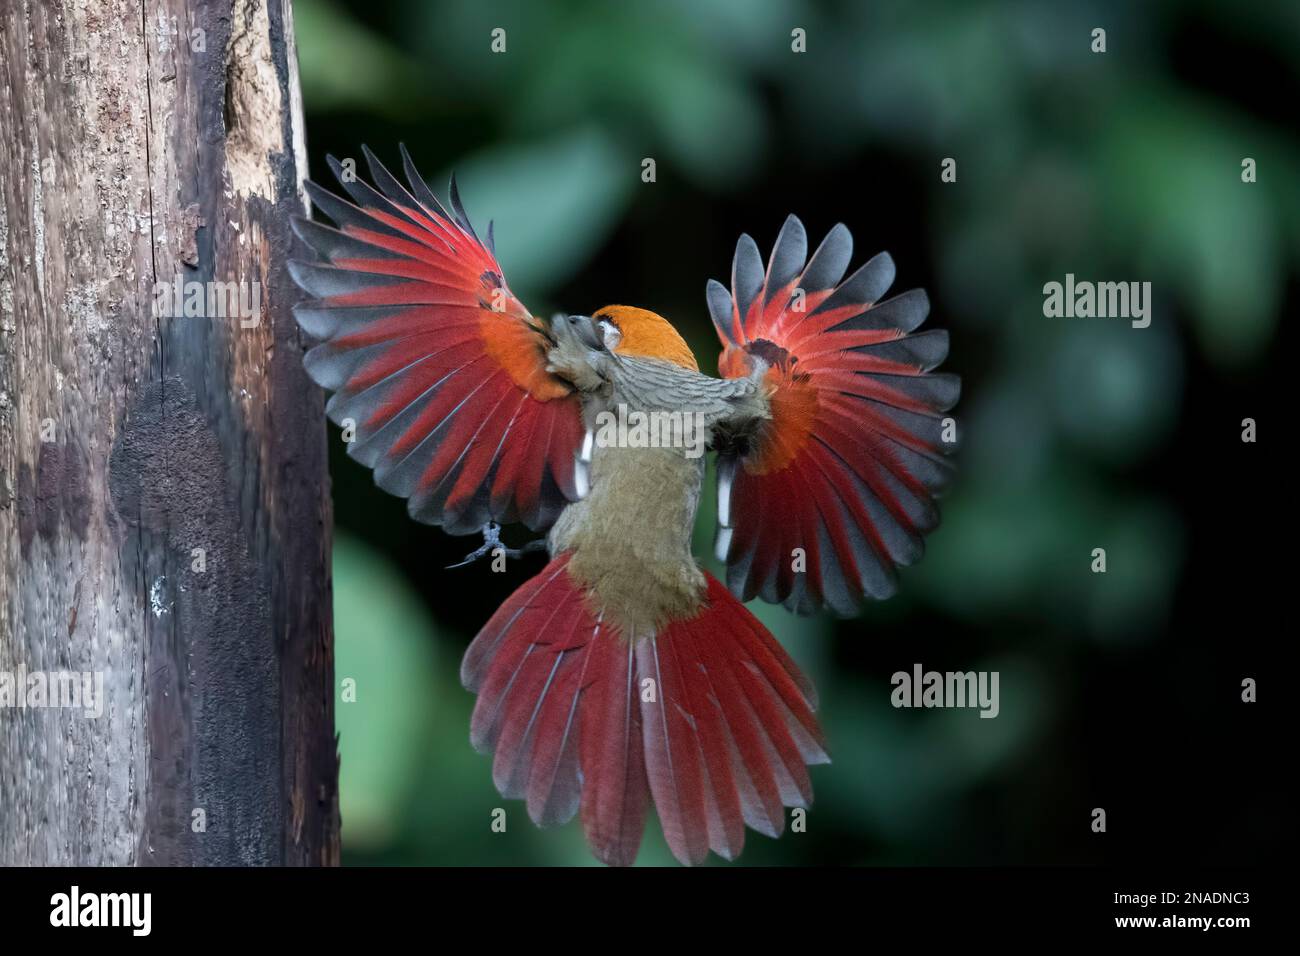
top-left (593, 305), bottom-right (699, 371)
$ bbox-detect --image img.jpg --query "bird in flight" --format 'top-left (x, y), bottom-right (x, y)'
top-left (289, 146), bottom-right (959, 865)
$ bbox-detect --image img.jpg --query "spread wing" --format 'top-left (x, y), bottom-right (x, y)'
top-left (289, 145), bottom-right (584, 535)
top-left (710, 216), bottom-right (959, 615)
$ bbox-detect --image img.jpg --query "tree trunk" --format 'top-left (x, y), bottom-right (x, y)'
top-left (0, 0), bottom-right (339, 865)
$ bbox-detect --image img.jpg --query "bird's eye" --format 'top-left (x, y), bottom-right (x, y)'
top-left (598, 319), bottom-right (622, 350)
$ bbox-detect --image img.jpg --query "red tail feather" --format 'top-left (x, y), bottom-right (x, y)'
top-left (461, 557), bottom-right (828, 866)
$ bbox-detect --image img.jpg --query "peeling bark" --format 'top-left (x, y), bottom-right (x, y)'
top-left (0, 0), bottom-right (339, 865)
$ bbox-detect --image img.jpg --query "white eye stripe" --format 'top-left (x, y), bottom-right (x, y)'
top-left (599, 319), bottom-right (622, 350)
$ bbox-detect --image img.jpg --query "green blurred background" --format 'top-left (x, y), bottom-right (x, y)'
top-left (294, 0), bottom-right (1294, 865)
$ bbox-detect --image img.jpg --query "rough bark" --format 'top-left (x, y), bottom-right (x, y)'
top-left (0, 0), bottom-right (339, 865)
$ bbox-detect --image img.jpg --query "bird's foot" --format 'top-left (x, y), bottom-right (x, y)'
top-left (447, 522), bottom-right (547, 569)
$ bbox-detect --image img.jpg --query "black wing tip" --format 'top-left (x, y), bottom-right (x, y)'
top-left (302, 178), bottom-right (332, 203)
top-left (706, 278), bottom-right (738, 343)
top-left (447, 171), bottom-right (480, 239)
top-left (285, 258), bottom-right (315, 288)
top-left (302, 178), bottom-right (346, 221)
top-left (288, 215), bottom-right (315, 247)
top-left (288, 214), bottom-right (348, 249)
top-left (904, 286), bottom-right (932, 329)
top-left (934, 371), bottom-right (961, 410)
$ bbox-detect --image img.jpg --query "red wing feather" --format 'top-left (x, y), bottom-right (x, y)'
top-left (289, 145), bottom-right (583, 534)
top-left (710, 216), bottom-right (959, 615)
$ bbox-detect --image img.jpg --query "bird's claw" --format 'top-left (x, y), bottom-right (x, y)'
top-left (447, 522), bottom-right (546, 569)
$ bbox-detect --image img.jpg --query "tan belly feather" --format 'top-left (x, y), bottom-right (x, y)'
top-left (549, 443), bottom-right (706, 641)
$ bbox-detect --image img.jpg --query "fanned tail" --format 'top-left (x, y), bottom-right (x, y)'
top-left (462, 558), bottom-right (828, 866)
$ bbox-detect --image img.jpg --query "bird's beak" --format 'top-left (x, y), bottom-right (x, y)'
top-left (561, 313), bottom-right (603, 350)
